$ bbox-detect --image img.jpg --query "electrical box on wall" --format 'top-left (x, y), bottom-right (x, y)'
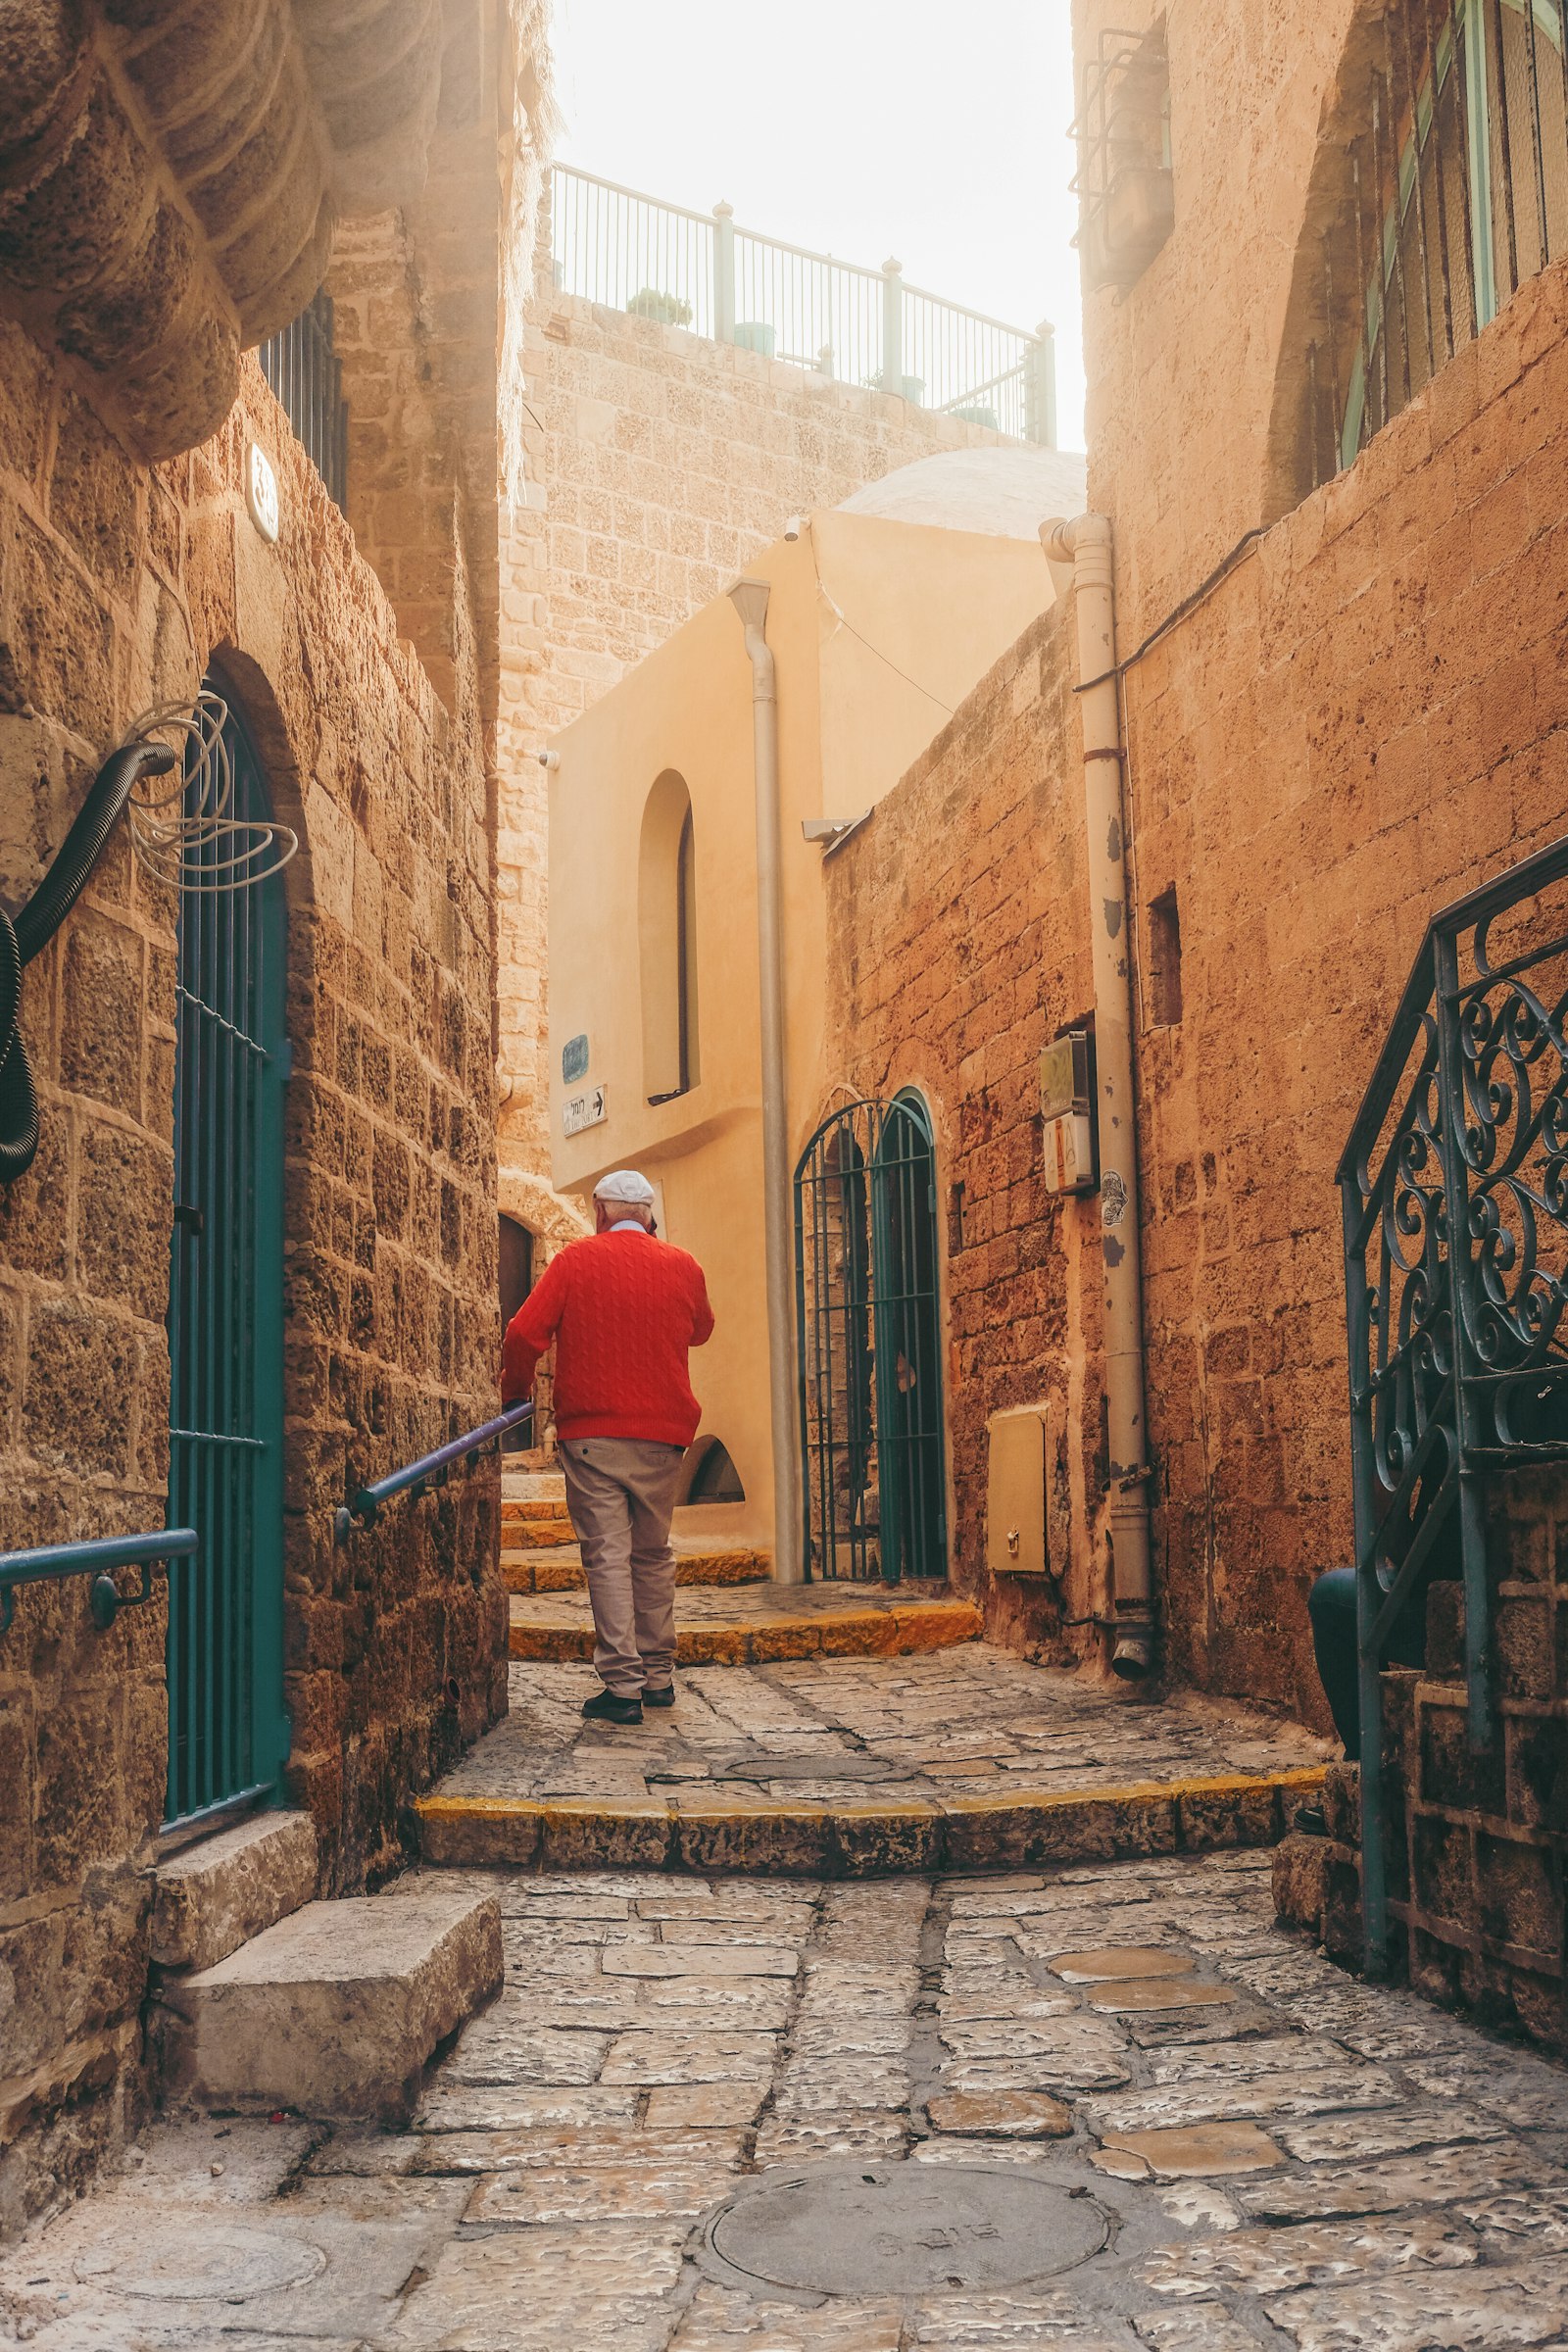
top-left (1040, 1028), bottom-right (1097, 1197)
top-left (986, 1405), bottom-right (1054, 1579)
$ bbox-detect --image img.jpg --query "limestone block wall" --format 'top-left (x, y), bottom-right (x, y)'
top-left (1276, 1472), bottom-right (1568, 2055)
top-left (820, 608), bottom-right (1107, 1658)
top-left (816, 252), bottom-right (1568, 1731)
top-left (0, 342), bottom-right (503, 2234)
top-left (1072, 0), bottom-right (1358, 647)
top-left (495, 284), bottom-right (1024, 1193)
top-left (0, 0), bottom-right (451, 463)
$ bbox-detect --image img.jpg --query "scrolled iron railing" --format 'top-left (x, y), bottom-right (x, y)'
top-left (0, 1528), bottom-right (198, 1637)
top-left (334, 1402), bottom-right (533, 1544)
top-left (1339, 831), bottom-right (1568, 1964)
top-left (549, 165), bottom-right (1055, 446)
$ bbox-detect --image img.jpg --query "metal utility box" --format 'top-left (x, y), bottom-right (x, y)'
top-left (986, 1406), bottom-right (1052, 1578)
top-left (1040, 1029), bottom-right (1097, 1197)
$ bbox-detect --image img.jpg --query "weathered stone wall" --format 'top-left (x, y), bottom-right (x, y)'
top-left (0, 340), bottom-right (504, 2233)
top-left (495, 277), bottom-right (1027, 1203)
top-left (1276, 1474), bottom-right (1568, 2054)
top-left (818, 245), bottom-right (1568, 1736)
top-left (820, 608), bottom-right (1110, 1656)
top-left (1071, 0), bottom-right (1358, 645)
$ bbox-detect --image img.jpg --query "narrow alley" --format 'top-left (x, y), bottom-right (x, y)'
top-left (6, 1507), bottom-right (1567, 2350)
top-left (7, 1839), bottom-right (1568, 2349)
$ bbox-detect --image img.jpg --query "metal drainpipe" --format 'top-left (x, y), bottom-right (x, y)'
top-left (728, 578), bottom-right (806, 1585)
top-left (1040, 513), bottom-right (1154, 1676)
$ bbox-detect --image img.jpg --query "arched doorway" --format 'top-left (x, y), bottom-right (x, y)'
top-left (165, 680), bottom-right (291, 1826)
top-left (794, 1092), bottom-right (947, 1582)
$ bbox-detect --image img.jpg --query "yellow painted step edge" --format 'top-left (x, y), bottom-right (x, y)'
top-left (507, 1597), bottom-right (984, 1664)
top-left (416, 1765), bottom-right (1328, 1875)
top-left (502, 1548), bottom-right (772, 1595)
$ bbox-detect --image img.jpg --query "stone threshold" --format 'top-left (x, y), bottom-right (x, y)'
top-left (503, 1545), bottom-right (771, 1595)
top-left (416, 1764), bottom-right (1326, 1877)
top-left (508, 1593), bottom-right (983, 1664)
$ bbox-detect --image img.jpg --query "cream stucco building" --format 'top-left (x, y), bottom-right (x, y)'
top-left (545, 447), bottom-right (1086, 1560)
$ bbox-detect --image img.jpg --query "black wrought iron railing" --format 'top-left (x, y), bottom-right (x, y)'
top-left (334, 1403), bottom-right (533, 1544)
top-left (1339, 831), bottom-right (1568, 1964)
top-left (259, 290), bottom-right (348, 514)
top-left (0, 1528), bottom-right (198, 1637)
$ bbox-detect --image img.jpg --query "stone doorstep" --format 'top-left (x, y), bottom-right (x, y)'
top-left (502, 1545), bottom-right (772, 1595)
top-left (157, 1886), bottom-right (503, 2125)
top-left (416, 1768), bottom-right (1328, 1879)
top-left (151, 1808), bottom-right (319, 1974)
top-left (508, 1595), bottom-right (985, 1665)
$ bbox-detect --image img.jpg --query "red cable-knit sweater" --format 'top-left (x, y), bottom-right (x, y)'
top-left (500, 1229), bottom-right (715, 1446)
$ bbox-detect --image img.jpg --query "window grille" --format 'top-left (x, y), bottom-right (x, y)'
top-left (1071, 24), bottom-right (1174, 293)
top-left (258, 290), bottom-right (348, 514)
top-left (1307, 0), bottom-right (1568, 490)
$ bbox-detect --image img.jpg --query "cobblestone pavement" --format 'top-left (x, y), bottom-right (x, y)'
top-left (7, 1849), bottom-right (1568, 2350)
top-left (440, 1653), bottom-right (1326, 1807)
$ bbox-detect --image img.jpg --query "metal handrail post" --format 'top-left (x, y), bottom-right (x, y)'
top-left (713, 202), bottom-right (736, 344)
top-left (1433, 925), bottom-right (1495, 1749)
top-left (1344, 1165), bottom-right (1391, 1974)
top-left (1025, 320), bottom-right (1058, 447)
top-left (881, 258), bottom-right (904, 394)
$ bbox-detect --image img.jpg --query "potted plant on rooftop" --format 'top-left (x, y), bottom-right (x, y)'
top-left (627, 287), bottom-right (692, 326)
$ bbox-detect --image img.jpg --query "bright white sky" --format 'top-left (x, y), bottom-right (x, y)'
top-left (547, 0), bottom-right (1087, 450)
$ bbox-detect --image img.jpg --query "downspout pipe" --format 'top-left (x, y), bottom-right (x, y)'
top-left (1040, 513), bottom-right (1154, 1677)
top-left (728, 578), bottom-right (806, 1585)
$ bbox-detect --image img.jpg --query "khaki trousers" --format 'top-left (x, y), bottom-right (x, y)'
top-left (560, 1438), bottom-right (686, 1695)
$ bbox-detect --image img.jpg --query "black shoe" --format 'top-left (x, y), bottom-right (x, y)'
top-left (582, 1689), bottom-right (643, 1725)
top-left (643, 1683), bottom-right (676, 1709)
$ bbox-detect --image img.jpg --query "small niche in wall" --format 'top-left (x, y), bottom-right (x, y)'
top-left (683, 1437), bottom-right (746, 1504)
top-left (1148, 887), bottom-right (1183, 1027)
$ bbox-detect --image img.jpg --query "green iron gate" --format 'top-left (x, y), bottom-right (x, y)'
top-left (794, 1092), bottom-right (947, 1581)
top-left (165, 682), bottom-right (290, 1826)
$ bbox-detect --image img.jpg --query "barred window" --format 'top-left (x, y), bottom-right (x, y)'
top-left (1305, 0), bottom-right (1568, 490)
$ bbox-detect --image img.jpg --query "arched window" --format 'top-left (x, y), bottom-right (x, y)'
top-left (639, 770), bottom-right (700, 1102)
top-left (1298, 0), bottom-right (1568, 493)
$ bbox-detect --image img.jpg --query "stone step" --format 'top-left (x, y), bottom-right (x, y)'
top-left (501, 1501), bottom-right (576, 1544)
top-left (508, 1584), bottom-right (982, 1665)
top-left (417, 1765), bottom-right (1329, 1878)
top-left (157, 1883), bottom-right (502, 2124)
top-left (501, 1471), bottom-right (566, 1502)
top-left (152, 1809), bottom-right (318, 1975)
top-left (503, 1543), bottom-right (772, 1594)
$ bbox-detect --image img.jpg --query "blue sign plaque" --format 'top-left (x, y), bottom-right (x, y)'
top-left (562, 1033), bottom-right (590, 1084)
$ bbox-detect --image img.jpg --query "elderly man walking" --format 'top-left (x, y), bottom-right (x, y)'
top-left (501, 1171), bottom-right (714, 1724)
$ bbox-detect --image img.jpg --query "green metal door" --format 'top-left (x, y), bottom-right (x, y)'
top-left (794, 1093), bottom-right (947, 1581)
top-left (165, 681), bottom-right (290, 1826)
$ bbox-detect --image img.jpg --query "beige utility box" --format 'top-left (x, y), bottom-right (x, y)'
top-left (986, 1404), bottom-right (1054, 1579)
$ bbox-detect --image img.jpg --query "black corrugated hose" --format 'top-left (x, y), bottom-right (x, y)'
top-left (0, 740), bottom-right (175, 1186)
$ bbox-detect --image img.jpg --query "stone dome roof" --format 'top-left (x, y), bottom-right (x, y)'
top-left (835, 445), bottom-right (1089, 541)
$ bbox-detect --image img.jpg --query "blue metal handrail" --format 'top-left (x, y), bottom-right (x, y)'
top-left (334, 1403), bottom-right (534, 1543)
top-left (0, 1528), bottom-right (198, 1636)
top-left (1340, 826), bottom-right (1568, 1969)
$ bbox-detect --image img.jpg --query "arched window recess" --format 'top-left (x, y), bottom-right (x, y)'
top-left (639, 771), bottom-right (700, 1104)
top-left (1302, 0), bottom-right (1568, 493)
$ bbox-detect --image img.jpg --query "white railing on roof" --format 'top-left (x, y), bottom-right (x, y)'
top-left (548, 166), bottom-right (1055, 447)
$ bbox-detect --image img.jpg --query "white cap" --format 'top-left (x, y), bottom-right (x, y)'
top-left (593, 1168), bottom-right (657, 1205)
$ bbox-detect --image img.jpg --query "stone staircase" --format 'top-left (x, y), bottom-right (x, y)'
top-left (149, 1811), bottom-right (500, 2124)
top-left (419, 1483), bottom-right (1330, 1880)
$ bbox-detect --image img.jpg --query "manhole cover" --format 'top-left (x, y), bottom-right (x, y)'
top-left (708, 2163), bottom-right (1108, 2295)
top-left (74, 2224), bottom-right (326, 2301)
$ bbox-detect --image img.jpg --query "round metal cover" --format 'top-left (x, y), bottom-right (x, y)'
top-left (709, 2162), bottom-right (1108, 2295)
top-left (74, 2223), bottom-right (326, 2301)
